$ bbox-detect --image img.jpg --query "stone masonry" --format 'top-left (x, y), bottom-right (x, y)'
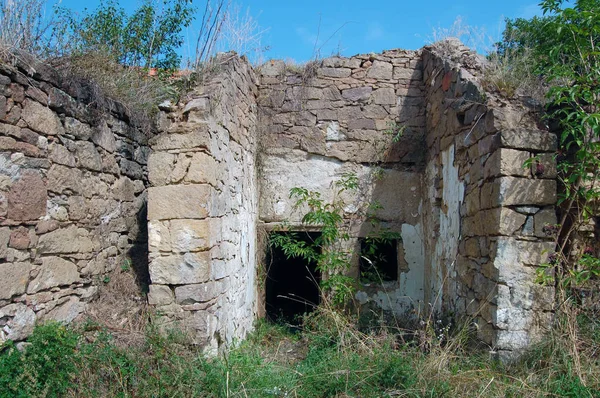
top-left (0, 53), bottom-right (148, 343)
top-left (147, 55), bottom-right (259, 353)
top-left (0, 41), bottom-right (558, 358)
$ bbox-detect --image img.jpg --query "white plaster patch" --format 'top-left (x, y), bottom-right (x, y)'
top-left (431, 145), bottom-right (465, 311)
top-left (325, 121), bottom-right (346, 141)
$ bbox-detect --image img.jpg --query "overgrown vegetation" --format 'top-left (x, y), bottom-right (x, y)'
top-left (0, 0), bottom-right (265, 129)
top-left (1, 308), bottom-right (599, 397)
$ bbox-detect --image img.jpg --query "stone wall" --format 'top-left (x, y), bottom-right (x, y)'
top-left (146, 54), bottom-right (259, 353)
top-left (0, 42), bottom-right (559, 358)
top-left (421, 41), bottom-right (556, 359)
top-left (0, 54), bottom-right (149, 343)
top-left (257, 51), bottom-right (427, 314)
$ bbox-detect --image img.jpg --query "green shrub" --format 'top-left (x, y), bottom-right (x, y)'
top-left (0, 323), bottom-right (79, 398)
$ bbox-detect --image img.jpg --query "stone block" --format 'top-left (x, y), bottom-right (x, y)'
top-left (118, 159), bottom-right (142, 180)
top-left (149, 252), bottom-right (211, 284)
top-left (91, 121), bottom-right (117, 153)
top-left (341, 87), bottom-right (372, 101)
top-left (112, 177), bottom-right (137, 202)
top-left (482, 207), bottom-right (527, 236)
top-left (0, 262), bottom-right (33, 300)
top-left (49, 143), bottom-right (76, 167)
top-left (170, 219), bottom-right (214, 253)
top-left (372, 88), bottom-right (396, 105)
top-left (531, 153), bottom-right (557, 179)
top-left (147, 284), bottom-right (174, 306)
top-left (147, 184), bottom-right (211, 220)
top-left (393, 67), bottom-right (421, 80)
top-left (186, 152), bottom-right (219, 186)
top-left (7, 170), bottom-right (47, 221)
top-left (27, 256), bottom-right (80, 293)
top-left (63, 117), bottom-right (93, 140)
top-left (0, 303), bottom-right (36, 342)
top-left (499, 129), bottom-right (557, 152)
top-left (317, 67), bottom-right (351, 78)
top-left (44, 296), bottom-right (84, 323)
top-left (0, 227), bottom-right (10, 259)
top-left (47, 164), bottom-right (83, 194)
top-left (149, 130), bottom-right (211, 151)
top-left (483, 148), bottom-right (530, 178)
top-left (534, 208), bottom-right (557, 237)
top-left (75, 141), bottom-right (103, 171)
top-left (174, 282), bottom-right (222, 304)
top-left (148, 152), bottom-right (175, 186)
top-left (367, 61), bottom-right (393, 80)
top-left (21, 99), bottom-right (64, 136)
top-left (9, 227), bottom-right (30, 250)
top-left (481, 177), bottom-right (556, 208)
top-left (38, 226), bottom-right (94, 254)
top-left (494, 237), bottom-right (554, 270)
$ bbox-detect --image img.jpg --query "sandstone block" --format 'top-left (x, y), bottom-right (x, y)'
top-left (175, 282), bottom-right (222, 304)
top-left (483, 148), bottom-right (530, 178)
top-left (75, 141), bottom-right (103, 171)
top-left (481, 177), bottom-right (556, 208)
top-left (148, 152), bottom-right (175, 186)
top-left (7, 170), bottom-right (47, 221)
top-left (63, 117), bottom-right (92, 140)
top-left (147, 284), bottom-right (174, 306)
top-left (0, 262), bottom-right (33, 300)
top-left (27, 256), bottom-right (80, 293)
top-left (149, 130), bottom-right (211, 151)
top-left (367, 61), bottom-right (393, 80)
top-left (170, 219), bottom-right (214, 253)
top-left (91, 121), bottom-right (116, 153)
top-left (0, 303), bottom-right (36, 342)
top-left (9, 227), bottom-right (30, 250)
top-left (44, 296), bottom-right (84, 323)
top-left (372, 88), bottom-right (396, 105)
top-left (341, 87), bottom-right (372, 101)
top-left (47, 164), bottom-right (82, 194)
top-left (38, 226), bottom-right (94, 254)
top-left (534, 208), bottom-right (557, 237)
top-left (21, 99), bottom-right (64, 135)
top-left (499, 129), bottom-right (557, 151)
top-left (148, 185), bottom-right (211, 220)
top-left (317, 67), bottom-right (351, 78)
top-left (148, 220), bottom-right (172, 252)
top-left (149, 252), bottom-right (211, 284)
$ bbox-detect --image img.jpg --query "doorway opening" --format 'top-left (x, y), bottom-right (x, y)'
top-left (265, 231), bottom-right (321, 325)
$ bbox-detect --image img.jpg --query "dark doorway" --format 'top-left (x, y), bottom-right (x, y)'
top-left (265, 232), bottom-right (321, 325)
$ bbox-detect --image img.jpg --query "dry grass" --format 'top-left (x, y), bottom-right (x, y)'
top-left (82, 261), bottom-right (149, 348)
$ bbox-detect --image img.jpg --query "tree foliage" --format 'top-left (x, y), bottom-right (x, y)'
top-left (55, 0), bottom-right (194, 70)
top-left (499, 0), bottom-right (600, 288)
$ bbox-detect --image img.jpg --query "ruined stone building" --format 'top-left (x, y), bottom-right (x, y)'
top-left (0, 41), bottom-right (557, 359)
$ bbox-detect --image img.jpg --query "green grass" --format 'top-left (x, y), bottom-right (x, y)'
top-left (1, 310), bottom-right (599, 398)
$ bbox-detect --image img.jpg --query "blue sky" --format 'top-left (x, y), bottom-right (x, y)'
top-left (49, 0), bottom-right (544, 63)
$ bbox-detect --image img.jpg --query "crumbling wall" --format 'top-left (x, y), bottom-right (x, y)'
top-left (257, 51), bottom-right (427, 314)
top-left (146, 54), bottom-right (259, 353)
top-left (422, 41), bottom-right (556, 359)
top-left (0, 55), bottom-right (149, 343)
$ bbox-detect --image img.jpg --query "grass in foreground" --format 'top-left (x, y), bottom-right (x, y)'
top-left (0, 306), bottom-right (599, 397)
